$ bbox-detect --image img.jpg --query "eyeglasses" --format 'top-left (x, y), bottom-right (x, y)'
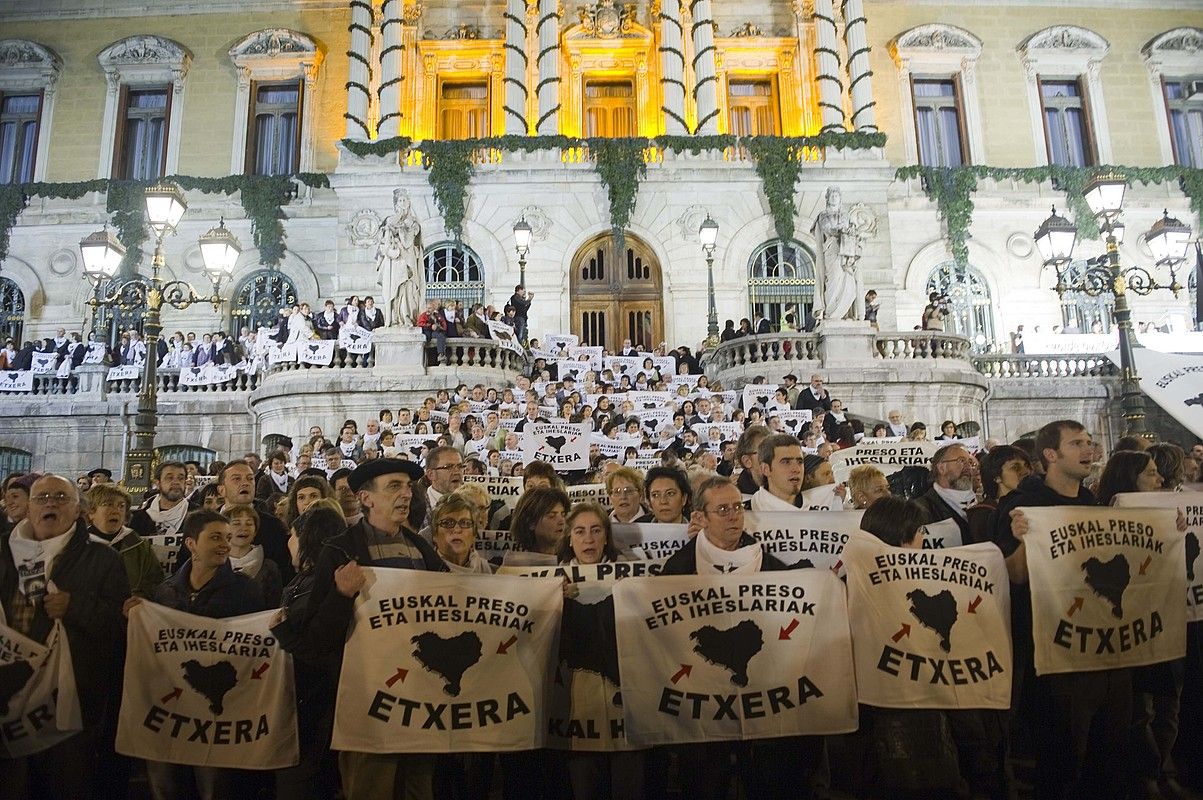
top-left (437, 519), bottom-right (476, 530)
top-left (430, 463), bottom-right (465, 472)
top-left (705, 503), bottom-right (744, 518)
top-left (31, 492), bottom-right (74, 505)
top-left (609, 487), bottom-right (638, 496)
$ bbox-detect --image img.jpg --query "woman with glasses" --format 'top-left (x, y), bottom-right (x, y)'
top-left (605, 467), bottom-right (645, 524)
top-left (430, 494), bottom-right (492, 573)
top-left (638, 466), bottom-right (692, 524)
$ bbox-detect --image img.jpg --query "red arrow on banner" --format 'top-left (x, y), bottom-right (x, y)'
top-left (831, 559), bottom-right (843, 573)
top-left (670, 664), bottom-right (692, 684)
top-left (497, 635), bottom-right (518, 654)
top-left (386, 668), bottom-right (408, 688)
top-left (779, 619), bottom-right (800, 640)
top-left (967, 596), bottom-right (982, 614)
top-left (1067, 597), bottom-right (1084, 617)
top-left (1140, 556), bottom-right (1153, 575)
top-left (160, 687), bottom-right (182, 704)
top-left (891, 623), bottom-right (911, 642)
top-left (251, 663), bottom-right (269, 680)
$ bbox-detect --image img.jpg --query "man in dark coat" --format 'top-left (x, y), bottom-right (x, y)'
top-left (315, 300), bottom-right (340, 340)
top-left (509, 284), bottom-right (532, 343)
top-left (794, 373), bottom-right (833, 413)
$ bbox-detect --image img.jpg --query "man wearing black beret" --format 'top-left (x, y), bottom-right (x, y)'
top-left (296, 459), bottom-right (446, 800)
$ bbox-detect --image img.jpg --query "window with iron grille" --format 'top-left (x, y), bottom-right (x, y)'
top-left (155, 445), bottom-right (216, 469)
top-left (747, 240), bottom-right (816, 330)
top-left (423, 241), bottom-right (485, 309)
top-left (230, 269), bottom-right (299, 336)
top-left (926, 260), bottom-right (996, 350)
top-left (0, 277), bottom-right (25, 344)
top-left (0, 447), bottom-right (32, 484)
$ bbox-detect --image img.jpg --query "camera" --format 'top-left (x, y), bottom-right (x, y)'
top-left (928, 292), bottom-right (951, 314)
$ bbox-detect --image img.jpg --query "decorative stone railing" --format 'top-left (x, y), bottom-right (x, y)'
top-left (428, 338), bottom-right (528, 372)
top-left (972, 354), bottom-right (1119, 379)
top-left (267, 348), bottom-right (376, 373)
top-left (873, 332), bottom-right (973, 361)
top-left (106, 369), bottom-right (265, 394)
top-left (705, 333), bottom-right (822, 374)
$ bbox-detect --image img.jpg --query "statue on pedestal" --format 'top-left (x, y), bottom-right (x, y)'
top-left (812, 186), bottom-right (875, 323)
top-left (376, 189), bottom-right (425, 327)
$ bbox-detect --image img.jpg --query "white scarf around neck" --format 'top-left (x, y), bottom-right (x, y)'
top-left (229, 544), bottom-right (265, 579)
top-left (143, 494), bottom-right (189, 536)
top-left (933, 483), bottom-right (977, 519)
top-left (695, 528), bottom-right (763, 574)
top-left (750, 487), bottom-right (799, 512)
top-left (9, 520), bottom-right (74, 600)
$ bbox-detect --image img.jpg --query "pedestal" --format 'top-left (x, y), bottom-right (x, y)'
top-left (75, 363), bottom-right (109, 397)
top-left (371, 327), bottom-right (427, 373)
top-left (817, 319), bottom-right (878, 364)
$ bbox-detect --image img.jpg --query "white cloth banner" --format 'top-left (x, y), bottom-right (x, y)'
top-left (567, 346), bottom-right (603, 369)
top-left (603, 356), bottom-right (642, 377)
top-left (1114, 492), bottom-right (1203, 623)
top-left (566, 483), bottom-right (612, 510)
top-left (339, 325), bottom-right (373, 355)
top-left (521, 422), bottom-right (591, 470)
top-left (83, 342), bottom-right (107, 364)
top-left (1120, 349), bottom-right (1203, 439)
top-left (773, 409), bottom-right (813, 435)
top-left (590, 433), bottom-right (644, 459)
top-left (116, 603), bottom-right (298, 768)
top-left (0, 370), bottom-right (34, 392)
top-left (800, 483), bottom-right (844, 511)
top-left (30, 352), bottom-right (57, 374)
top-left (829, 440), bottom-right (937, 474)
top-left (628, 391), bottom-right (672, 410)
top-left (332, 569), bottom-right (562, 753)
top-left (611, 523), bottom-right (691, 561)
top-left (107, 365), bottom-right (141, 381)
top-left (486, 321), bottom-right (524, 355)
top-left (923, 518), bottom-right (965, 550)
top-left (463, 475), bottom-right (524, 509)
top-left (632, 407), bottom-right (673, 436)
top-left (0, 621), bottom-right (82, 758)
top-left (741, 385), bottom-right (780, 412)
top-left (844, 529), bottom-right (1011, 709)
top-left (1023, 506), bottom-right (1186, 675)
top-left (613, 571), bottom-right (858, 746)
top-left (297, 340), bottom-right (336, 366)
top-left (744, 510), bottom-right (863, 573)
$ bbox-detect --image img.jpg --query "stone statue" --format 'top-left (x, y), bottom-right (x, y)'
top-left (812, 186), bottom-right (873, 323)
top-left (376, 189), bottom-right (425, 327)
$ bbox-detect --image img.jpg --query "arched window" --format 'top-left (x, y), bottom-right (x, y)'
top-left (155, 444), bottom-right (216, 469)
top-left (262, 433), bottom-right (291, 456)
top-left (1058, 260), bottom-right (1114, 334)
top-left (747, 240), bottom-right (816, 329)
top-left (0, 277), bottom-right (25, 343)
top-left (926, 261), bottom-right (996, 350)
top-left (0, 446), bottom-right (32, 482)
top-left (423, 241), bottom-right (485, 309)
top-left (230, 269), bottom-right (298, 336)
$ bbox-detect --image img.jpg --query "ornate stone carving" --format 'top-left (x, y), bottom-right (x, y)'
top-left (444, 25), bottom-right (482, 40)
top-left (676, 205), bottom-right (708, 242)
top-left (1143, 27), bottom-right (1203, 57)
top-left (403, 2), bottom-right (424, 24)
top-left (575, 0), bottom-right (637, 39)
top-left (0, 39), bottom-right (61, 71)
top-left (893, 24), bottom-right (980, 53)
top-left (730, 23), bottom-right (764, 38)
top-left (348, 209), bottom-right (385, 247)
top-left (47, 248), bottom-right (77, 278)
top-left (98, 35), bottom-right (191, 69)
top-left (520, 205), bottom-right (552, 242)
top-left (1021, 26), bottom-right (1109, 56)
top-left (229, 29), bottom-right (319, 62)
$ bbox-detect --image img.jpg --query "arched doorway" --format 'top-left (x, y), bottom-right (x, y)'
top-left (570, 234), bottom-right (663, 352)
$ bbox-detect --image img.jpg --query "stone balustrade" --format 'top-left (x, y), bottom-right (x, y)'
top-left (972, 354), bottom-right (1119, 379)
top-left (106, 369), bottom-right (265, 395)
top-left (431, 339), bottom-right (528, 372)
top-left (267, 348), bottom-right (376, 373)
top-left (873, 332), bottom-right (974, 361)
top-left (704, 333), bottom-right (822, 375)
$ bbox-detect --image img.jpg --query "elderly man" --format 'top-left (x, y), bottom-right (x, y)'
top-left (298, 459), bottom-right (446, 800)
top-left (423, 446), bottom-right (464, 527)
top-left (748, 433), bottom-right (805, 511)
top-left (914, 444), bottom-right (977, 544)
top-left (794, 373), bottom-right (832, 414)
top-left (661, 476), bottom-right (822, 800)
top-left (886, 409), bottom-right (908, 437)
top-left (0, 474), bottom-right (130, 797)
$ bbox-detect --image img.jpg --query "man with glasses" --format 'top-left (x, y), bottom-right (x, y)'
top-left (914, 443), bottom-right (977, 544)
top-left (0, 474), bottom-right (130, 797)
top-left (660, 476), bottom-right (822, 800)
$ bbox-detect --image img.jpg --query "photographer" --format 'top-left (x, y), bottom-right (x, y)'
top-left (922, 291), bottom-right (948, 331)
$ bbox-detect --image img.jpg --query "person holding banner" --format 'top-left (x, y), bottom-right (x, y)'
top-left (431, 493), bottom-right (493, 574)
top-left (295, 459), bottom-right (446, 800)
top-left (914, 444), bottom-right (977, 544)
top-left (0, 474), bottom-right (130, 798)
top-left (510, 486), bottom-right (571, 558)
top-left (557, 503), bottom-right (621, 565)
top-left (966, 445), bottom-right (1033, 545)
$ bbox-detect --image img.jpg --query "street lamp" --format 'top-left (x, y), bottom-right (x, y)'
top-left (1036, 177), bottom-right (1191, 439)
top-left (699, 214), bottom-right (719, 344)
top-left (513, 216), bottom-right (532, 287)
top-left (79, 182), bottom-right (240, 502)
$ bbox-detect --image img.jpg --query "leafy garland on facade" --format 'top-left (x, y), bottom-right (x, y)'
top-left (0, 173), bottom-right (330, 267)
top-left (586, 137), bottom-right (650, 248)
top-left (895, 164), bottom-right (1203, 265)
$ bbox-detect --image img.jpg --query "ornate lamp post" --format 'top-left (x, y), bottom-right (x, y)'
top-left (699, 213), bottom-right (719, 345)
top-left (1035, 175), bottom-right (1191, 439)
top-left (79, 183), bottom-right (241, 502)
top-left (513, 216), bottom-right (532, 287)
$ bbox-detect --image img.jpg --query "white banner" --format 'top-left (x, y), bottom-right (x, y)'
top-left (800, 483), bottom-right (844, 511)
top-left (829, 440), bottom-right (937, 475)
top-left (628, 391), bottom-right (672, 410)
top-left (521, 421), bottom-right (591, 470)
top-left (923, 518), bottom-right (965, 550)
top-left (339, 324), bottom-right (373, 355)
top-left (107, 365), bottom-right (141, 381)
top-left (463, 474), bottom-right (524, 509)
top-left (603, 356), bottom-right (642, 378)
top-left (773, 409), bottom-right (813, 436)
top-left (544, 334), bottom-right (580, 356)
top-left (83, 342), bottom-right (107, 364)
top-left (0, 370), bottom-right (34, 392)
top-left (332, 569), bottom-right (562, 753)
top-left (1023, 506), bottom-right (1186, 675)
top-left (30, 352), bottom-right (57, 374)
top-left (567, 346), bottom-right (603, 370)
top-left (1114, 493), bottom-right (1203, 623)
top-left (590, 433), bottom-right (645, 460)
top-left (268, 341), bottom-right (299, 365)
top-left (632, 407), bottom-right (673, 437)
top-left (1122, 349), bottom-right (1203, 439)
top-left (844, 529), bottom-right (1011, 709)
top-left (116, 603), bottom-right (298, 769)
top-left (741, 385), bottom-right (780, 412)
top-left (611, 523), bottom-right (691, 562)
top-left (567, 483), bottom-right (612, 510)
top-left (0, 621), bottom-right (82, 758)
top-left (613, 571), bottom-right (858, 746)
top-left (486, 321), bottom-right (524, 355)
top-left (744, 510), bottom-right (863, 573)
top-left (298, 340), bottom-right (336, 366)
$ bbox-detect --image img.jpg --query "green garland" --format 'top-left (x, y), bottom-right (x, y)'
top-left (417, 141), bottom-right (477, 241)
top-left (896, 164), bottom-right (1203, 265)
top-left (586, 137), bottom-right (650, 248)
top-left (743, 137), bottom-right (807, 242)
top-left (342, 136), bottom-right (412, 158)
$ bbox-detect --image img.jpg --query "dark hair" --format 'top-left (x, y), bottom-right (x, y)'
top-left (285, 475), bottom-right (334, 526)
top-left (1095, 450), bottom-right (1154, 506)
top-left (557, 502), bottom-right (619, 563)
top-left (861, 497), bottom-right (925, 547)
top-left (509, 487), bottom-right (571, 552)
top-left (1147, 443), bottom-right (1185, 490)
top-left (1035, 420), bottom-right (1088, 469)
top-left (217, 459), bottom-right (253, 484)
top-left (757, 433), bottom-right (801, 471)
top-left (643, 466), bottom-right (693, 518)
top-left (330, 468), bottom-right (354, 487)
top-left (182, 509), bottom-right (229, 541)
top-left (980, 445), bottom-right (1033, 501)
top-left (155, 461), bottom-right (186, 481)
top-left (522, 460), bottom-right (564, 490)
top-left (1010, 438), bottom-right (1038, 466)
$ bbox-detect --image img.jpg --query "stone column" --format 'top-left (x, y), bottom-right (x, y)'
top-left (689, 0), bottom-right (719, 135)
top-left (535, 0), bottom-right (560, 135)
top-left (345, 0), bottom-right (374, 139)
top-left (841, 0), bottom-right (876, 131)
top-left (503, 0), bottom-right (529, 134)
top-left (659, 0), bottom-right (688, 135)
top-left (378, 0), bottom-right (403, 138)
top-left (812, 0), bottom-right (845, 132)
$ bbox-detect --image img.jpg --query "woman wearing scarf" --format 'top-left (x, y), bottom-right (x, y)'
top-left (85, 484), bottom-right (162, 597)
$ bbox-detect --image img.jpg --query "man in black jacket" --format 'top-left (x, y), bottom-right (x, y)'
top-left (0, 474), bottom-right (130, 798)
top-left (913, 443), bottom-right (975, 544)
top-left (298, 459), bottom-right (446, 800)
top-left (509, 284), bottom-right (532, 343)
top-left (795, 373), bottom-right (833, 413)
top-left (315, 299), bottom-right (340, 340)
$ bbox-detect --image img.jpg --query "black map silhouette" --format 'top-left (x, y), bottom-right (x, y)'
top-left (907, 589), bottom-right (959, 653)
top-left (690, 620), bottom-right (764, 688)
top-left (182, 659), bottom-right (238, 715)
top-left (785, 419), bottom-right (801, 430)
top-left (543, 436), bottom-right (568, 454)
top-left (494, 330), bottom-right (513, 342)
top-left (643, 402), bottom-right (658, 409)
top-left (307, 344), bottom-right (320, 354)
top-left (754, 395), bottom-right (769, 408)
top-left (561, 595), bottom-right (622, 705)
top-left (1187, 532), bottom-right (1200, 582)
top-left (1185, 392), bottom-right (1203, 408)
top-left (412, 631), bottom-right (483, 697)
top-left (1082, 555), bottom-right (1131, 619)
top-left (5, 372), bottom-right (18, 382)
top-left (0, 660), bottom-right (34, 715)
